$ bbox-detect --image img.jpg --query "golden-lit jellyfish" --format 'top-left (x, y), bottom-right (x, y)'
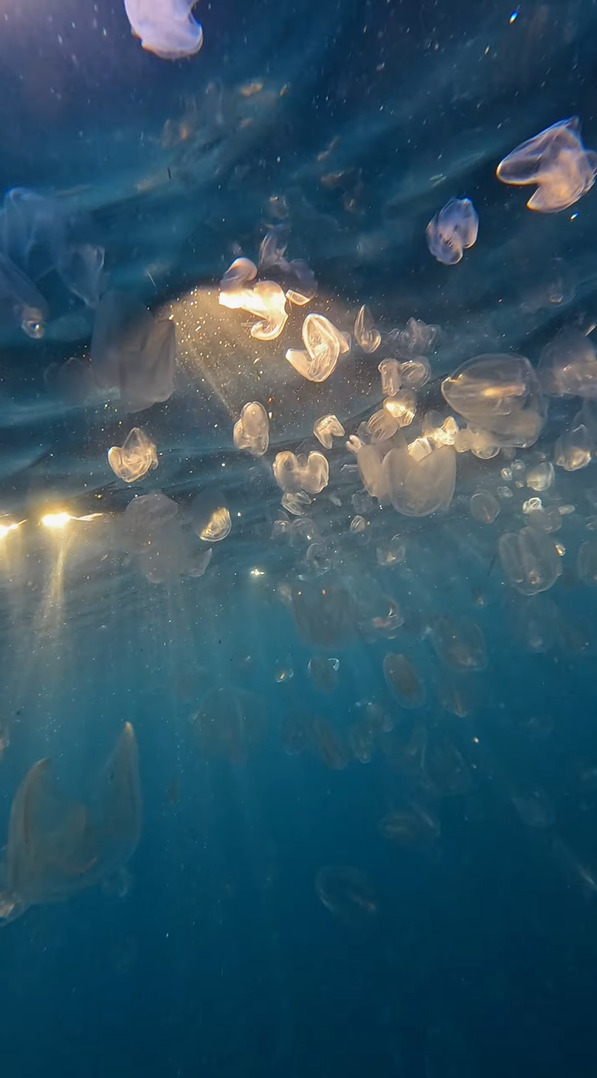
top-left (496, 117), bottom-right (597, 212)
top-left (285, 313), bottom-right (349, 382)
top-left (108, 427), bottom-right (158, 483)
top-left (354, 304), bottom-right (381, 353)
top-left (233, 401), bottom-right (270, 457)
top-left (426, 198), bottom-right (478, 264)
top-left (124, 0), bottom-right (204, 60)
top-left (313, 414), bottom-right (345, 449)
top-left (272, 451), bottom-right (329, 495)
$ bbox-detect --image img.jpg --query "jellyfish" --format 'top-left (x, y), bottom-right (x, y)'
top-left (108, 427), bottom-right (159, 483)
top-left (496, 117), bottom-right (597, 212)
top-left (0, 724), bottom-right (142, 925)
top-left (124, 0), bottom-right (204, 60)
top-left (233, 402), bottom-right (270, 457)
top-left (286, 313), bottom-right (349, 382)
top-left (426, 197), bottom-right (478, 264)
top-left (91, 291), bottom-right (176, 411)
top-left (191, 687), bottom-right (266, 764)
top-left (354, 305), bottom-right (381, 353)
top-left (441, 354), bottom-right (546, 448)
top-left (0, 252), bottom-right (48, 338)
top-left (315, 865), bottom-right (378, 920)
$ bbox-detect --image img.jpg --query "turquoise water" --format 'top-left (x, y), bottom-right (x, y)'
top-left (1, 1), bottom-right (597, 1075)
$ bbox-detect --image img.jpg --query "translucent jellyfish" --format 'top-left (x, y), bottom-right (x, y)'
top-left (285, 313), bottom-right (349, 383)
top-left (121, 492), bottom-right (188, 582)
top-left (91, 291), bottom-right (176, 412)
top-left (577, 539), bottom-right (597, 586)
top-left (511, 787), bottom-right (554, 829)
top-left (379, 803), bottom-right (440, 846)
top-left (197, 506), bottom-right (231, 542)
top-left (246, 281), bottom-right (288, 341)
top-left (378, 358), bottom-right (401, 397)
top-left (554, 424), bottom-right (592, 471)
top-left (498, 527), bottom-right (562, 595)
top-left (388, 317), bottom-right (439, 357)
top-left (383, 652), bottom-right (425, 708)
top-left (426, 197), bottom-right (479, 265)
top-left (428, 614), bottom-right (487, 672)
top-left (526, 461), bottom-right (554, 492)
top-left (0, 724), bottom-right (141, 923)
top-left (509, 592), bottom-right (558, 653)
top-left (381, 443), bottom-right (456, 517)
top-left (348, 722), bottom-right (375, 764)
top-left (315, 865), bottom-right (377, 920)
top-left (400, 357), bottom-right (430, 389)
top-left (313, 414), bottom-right (345, 449)
top-left (281, 491), bottom-right (312, 515)
top-left (108, 427), bottom-right (158, 483)
top-left (191, 687), bottom-right (266, 765)
top-left (357, 443), bottom-right (390, 500)
top-left (281, 713), bottom-right (310, 756)
top-left (441, 354), bottom-right (546, 448)
top-left (58, 243), bottom-right (105, 309)
top-left (288, 580), bottom-right (356, 647)
top-left (273, 451), bottom-right (329, 494)
top-left (258, 227), bottom-right (317, 303)
top-left (219, 257), bottom-right (258, 303)
top-left (2, 187), bottom-right (64, 278)
top-left (366, 408), bottom-right (399, 443)
top-left (310, 718), bottom-right (349, 770)
top-left (307, 655), bottom-right (340, 692)
top-left (383, 389), bottom-right (416, 427)
top-left (354, 305), bottom-right (381, 353)
top-left (538, 328), bottom-right (597, 398)
top-left (423, 734), bottom-right (471, 796)
top-left (123, 0), bottom-right (204, 60)
top-left (496, 118), bottom-right (597, 212)
top-left (0, 252), bottom-right (48, 338)
top-left (469, 490), bottom-right (500, 524)
top-left (233, 401), bottom-right (269, 457)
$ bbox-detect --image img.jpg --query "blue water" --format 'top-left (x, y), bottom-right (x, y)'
top-left (1, 1), bottom-right (597, 1076)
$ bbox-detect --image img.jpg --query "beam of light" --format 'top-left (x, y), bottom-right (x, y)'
top-left (0, 520), bottom-right (24, 540)
top-left (40, 511), bottom-right (104, 530)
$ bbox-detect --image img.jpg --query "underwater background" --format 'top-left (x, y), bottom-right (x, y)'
top-left (2, 0), bottom-right (597, 1075)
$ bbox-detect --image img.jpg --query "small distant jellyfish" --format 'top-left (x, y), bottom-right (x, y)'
top-left (354, 305), bottom-right (381, 353)
top-left (313, 414), bottom-right (345, 449)
top-left (426, 198), bottom-right (479, 265)
top-left (233, 401), bottom-right (269, 457)
top-left (496, 117), bottom-right (597, 213)
top-left (108, 427), bottom-right (158, 484)
top-left (124, 0), bottom-right (204, 61)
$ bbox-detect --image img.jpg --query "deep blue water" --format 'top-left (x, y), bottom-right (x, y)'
top-left (1, 1), bottom-right (597, 1076)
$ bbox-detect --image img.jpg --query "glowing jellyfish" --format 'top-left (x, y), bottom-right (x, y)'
top-left (426, 197), bottom-right (479, 265)
top-left (496, 117), bottom-right (597, 212)
top-left (389, 317), bottom-right (439, 357)
top-left (233, 401), bottom-right (269, 457)
top-left (382, 443), bottom-right (456, 517)
top-left (108, 427), bottom-right (158, 483)
top-left (378, 358), bottom-right (402, 397)
top-left (286, 313), bottom-right (349, 383)
top-left (354, 305), bottom-right (381, 353)
top-left (197, 506), bottom-right (231, 542)
top-left (554, 424), bottom-right (592, 471)
top-left (441, 353), bottom-right (546, 448)
top-left (538, 328), bottom-right (597, 398)
top-left (124, 0), bottom-right (204, 60)
top-left (273, 451), bottom-right (329, 495)
top-left (313, 414), bottom-right (345, 449)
